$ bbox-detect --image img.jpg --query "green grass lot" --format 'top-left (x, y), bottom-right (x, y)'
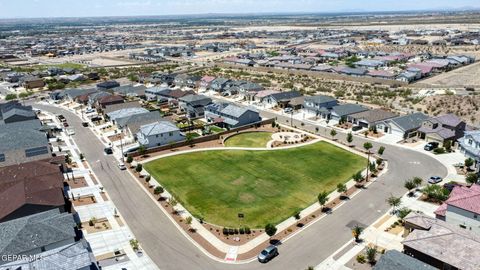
top-left (224, 132), bottom-right (273, 148)
top-left (144, 141), bottom-right (365, 228)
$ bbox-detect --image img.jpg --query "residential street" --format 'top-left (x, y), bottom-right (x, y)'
top-left (33, 102), bottom-right (447, 270)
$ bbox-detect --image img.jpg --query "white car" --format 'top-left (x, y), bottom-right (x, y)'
top-left (118, 163), bottom-right (126, 170)
top-left (66, 128), bottom-right (75, 136)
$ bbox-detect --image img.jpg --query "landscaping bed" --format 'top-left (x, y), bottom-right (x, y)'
top-left (224, 131), bottom-right (273, 148)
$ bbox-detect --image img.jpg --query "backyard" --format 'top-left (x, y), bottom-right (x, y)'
top-left (144, 141), bottom-right (365, 228)
top-left (224, 131), bottom-right (273, 148)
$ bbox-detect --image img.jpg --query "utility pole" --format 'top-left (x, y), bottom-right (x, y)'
top-left (120, 126), bottom-right (125, 162)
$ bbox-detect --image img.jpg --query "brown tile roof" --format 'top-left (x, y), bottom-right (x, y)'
top-left (98, 95), bottom-right (124, 105)
top-left (0, 160), bottom-right (65, 220)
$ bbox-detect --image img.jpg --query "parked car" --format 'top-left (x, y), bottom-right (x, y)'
top-left (258, 245), bottom-right (279, 263)
top-left (428, 176), bottom-right (443, 184)
top-left (443, 182), bottom-right (462, 192)
top-left (118, 163), bottom-right (126, 170)
top-left (283, 107), bottom-right (293, 113)
top-left (82, 122), bottom-right (89, 127)
top-left (85, 108), bottom-right (95, 114)
top-left (63, 122), bottom-right (69, 127)
top-left (352, 125), bottom-right (362, 132)
top-left (424, 142), bottom-right (439, 151)
top-left (104, 147), bottom-right (113, 155)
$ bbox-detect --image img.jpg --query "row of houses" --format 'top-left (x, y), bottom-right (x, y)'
top-left (0, 101), bottom-right (96, 270)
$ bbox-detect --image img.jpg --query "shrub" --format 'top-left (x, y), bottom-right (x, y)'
top-left (223, 227), bottom-right (228, 235)
top-left (154, 186), bottom-right (164, 195)
top-left (293, 211), bottom-right (301, 220)
top-left (228, 228), bottom-right (234, 235)
top-left (245, 227), bottom-right (251, 234)
top-left (234, 228), bottom-right (239, 234)
top-left (239, 227), bottom-right (245, 234)
top-left (433, 147), bottom-right (446, 154)
top-left (422, 185), bottom-right (450, 202)
top-left (145, 175), bottom-right (151, 183)
top-left (356, 254), bottom-right (366, 264)
top-left (265, 223), bottom-right (277, 237)
top-left (126, 156), bottom-right (133, 163)
top-left (135, 164), bottom-right (143, 173)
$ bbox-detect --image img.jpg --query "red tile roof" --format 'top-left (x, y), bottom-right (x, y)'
top-left (0, 160), bottom-right (65, 220)
top-left (435, 184), bottom-right (480, 217)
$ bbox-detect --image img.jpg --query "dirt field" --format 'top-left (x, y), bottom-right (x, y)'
top-left (417, 61), bottom-right (480, 88)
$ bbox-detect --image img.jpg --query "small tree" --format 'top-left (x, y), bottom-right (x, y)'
top-left (126, 156), bottom-right (133, 164)
top-left (293, 210), bottom-right (301, 221)
top-left (330, 129), bottom-right (337, 140)
top-left (265, 223), bottom-right (277, 238)
top-left (135, 164), bottom-right (143, 173)
top-left (366, 246), bottom-right (377, 264)
top-left (397, 207), bottom-right (412, 223)
top-left (271, 120), bottom-right (276, 128)
top-left (443, 140), bottom-right (452, 152)
top-left (154, 186), bottom-right (164, 195)
top-left (169, 197), bottom-right (178, 214)
top-left (412, 177), bottom-right (423, 188)
top-left (145, 175), bottom-right (151, 183)
top-left (404, 180), bottom-right (416, 197)
top-left (377, 146), bottom-right (385, 156)
top-left (363, 142), bottom-right (373, 181)
top-left (185, 216), bottom-right (193, 226)
top-left (466, 173), bottom-right (479, 185)
top-left (317, 191), bottom-right (329, 211)
top-left (337, 183), bottom-right (348, 199)
top-left (347, 132), bottom-right (353, 145)
top-left (352, 225), bottom-right (363, 242)
top-left (353, 171), bottom-right (364, 186)
top-left (79, 153), bottom-right (84, 160)
top-left (465, 158), bottom-right (475, 170)
top-left (138, 145), bottom-right (146, 156)
top-left (387, 195), bottom-right (402, 214)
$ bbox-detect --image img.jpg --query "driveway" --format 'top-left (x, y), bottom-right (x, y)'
top-left (33, 101), bottom-right (447, 270)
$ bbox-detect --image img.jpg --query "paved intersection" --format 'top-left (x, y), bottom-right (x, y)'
top-left (33, 102), bottom-right (447, 270)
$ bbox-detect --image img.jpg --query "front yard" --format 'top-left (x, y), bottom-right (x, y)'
top-left (144, 141), bottom-right (365, 228)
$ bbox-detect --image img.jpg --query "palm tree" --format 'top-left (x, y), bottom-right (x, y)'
top-left (352, 225), bottom-right (363, 242)
top-left (317, 191), bottom-right (329, 212)
top-left (404, 180), bottom-right (416, 197)
top-left (363, 142), bottom-right (373, 181)
top-left (387, 195), bottom-right (402, 214)
top-left (366, 246), bottom-right (377, 264)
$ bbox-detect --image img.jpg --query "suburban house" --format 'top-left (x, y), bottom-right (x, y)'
top-left (0, 119), bottom-right (51, 166)
top-left (96, 80), bottom-right (120, 90)
top-left (458, 130), bottom-right (480, 167)
top-left (417, 114), bottom-right (466, 143)
top-left (253, 90), bottom-right (280, 103)
top-left (155, 89), bottom-right (196, 104)
top-left (115, 111), bottom-right (163, 136)
top-left (329, 104), bottom-right (369, 122)
top-left (0, 102), bottom-right (37, 124)
top-left (383, 112), bottom-right (429, 139)
top-left (402, 212), bottom-right (480, 270)
top-left (22, 76), bottom-right (45, 89)
top-left (145, 87), bottom-right (170, 101)
top-left (0, 240), bottom-right (94, 270)
top-left (87, 91), bottom-right (111, 106)
top-left (0, 159), bottom-right (66, 223)
top-left (136, 121), bottom-right (184, 148)
top-left (205, 103), bottom-right (261, 128)
top-left (373, 250), bottom-right (436, 270)
top-left (178, 94), bottom-right (212, 118)
top-left (0, 209), bottom-right (93, 269)
top-left (199, 75), bottom-right (216, 89)
top-left (63, 88), bottom-right (98, 102)
top-left (106, 107), bottom-right (149, 124)
top-left (103, 101), bottom-right (142, 116)
top-left (111, 84), bottom-right (146, 98)
top-left (262, 91), bottom-right (303, 108)
top-left (303, 95), bottom-right (339, 117)
top-left (210, 77), bottom-right (231, 92)
top-left (434, 184), bottom-right (480, 233)
top-left (349, 109), bottom-right (398, 131)
top-left (95, 95), bottom-right (124, 109)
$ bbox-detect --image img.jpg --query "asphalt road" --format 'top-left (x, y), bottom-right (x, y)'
top-left (33, 102), bottom-right (447, 270)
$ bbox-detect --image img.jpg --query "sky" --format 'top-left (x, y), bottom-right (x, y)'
top-left (0, 0), bottom-right (479, 19)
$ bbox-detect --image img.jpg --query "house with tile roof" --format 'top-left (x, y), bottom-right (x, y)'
top-left (0, 209), bottom-right (87, 266)
top-left (402, 212), bottom-right (480, 270)
top-left (205, 103), bottom-right (261, 128)
top-left (434, 184), bottom-right (480, 233)
top-left (383, 112), bottom-right (429, 139)
top-left (0, 159), bottom-right (66, 222)
top-left (417, 114), bottom-right (466, 144)
top-left (349, 109), bottom-right (398, 131)
top-left (373, 250), bottom-right (436, 270)
top-left (458, 130), bottom-right (480, 168)
top-left (136, 121), bottom-right (184, 148)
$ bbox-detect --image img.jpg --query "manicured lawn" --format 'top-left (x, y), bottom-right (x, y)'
top-left (224, 132), bottom-right (273, 148)
top-left (144, 141), bottom-right (365, 228)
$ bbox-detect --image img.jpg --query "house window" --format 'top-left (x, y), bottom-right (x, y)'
top-left (0, 153), bottom-right (4, 162)
top-left (169, 132), bottom-right (173, 136)
top-left (475, 214), bottom-right (478, 219)
top-left (469, 139), bottom-right (473, 145)
top-left (25, 146), bottom-right (49, 157)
